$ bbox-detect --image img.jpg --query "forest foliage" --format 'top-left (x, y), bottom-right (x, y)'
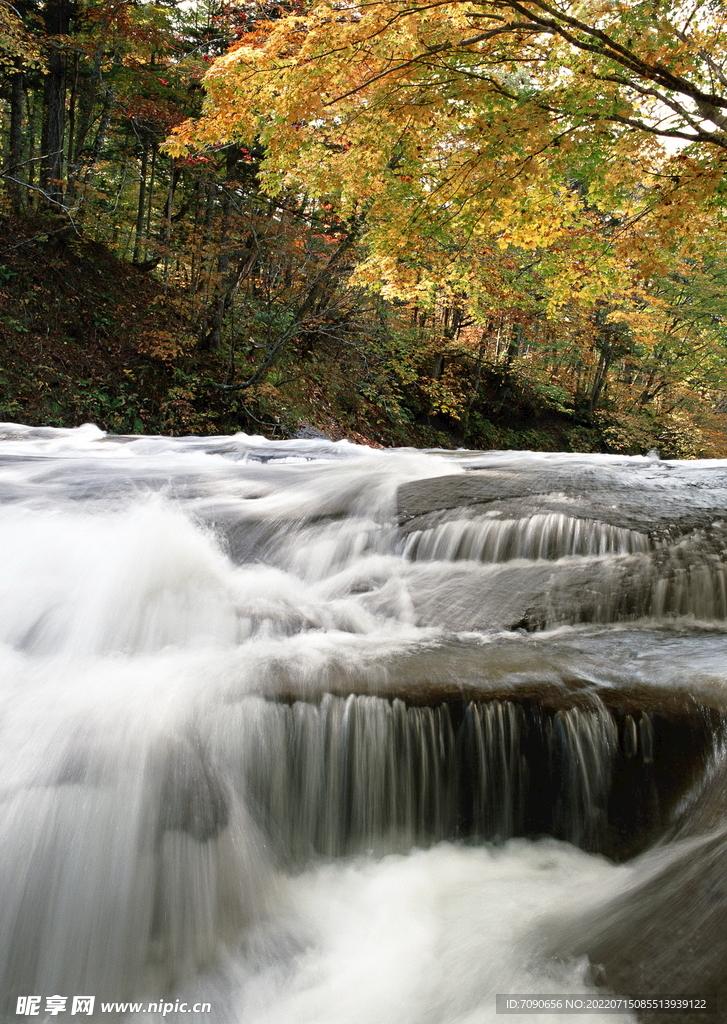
top-left (2, 0), bottom-right (727, 453)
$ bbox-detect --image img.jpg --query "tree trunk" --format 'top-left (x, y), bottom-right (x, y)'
top-left (73, 64), bottom-right (97, 157)
top-left (146, 141), bottom-right (157, 237)
top-left (66, 53), bottom-right (79, 173)
top-left (8, 73), bottom-right (25, 213)
top-left (66, 47), bottom-right (101, 200)
top-left (506, 321), bottom-right (522, 364)
top-left (162, 162), bottom-right (180, 292)
top-left (26, 88), bottom-right (38, 199)
top-left (199, 149), bottom-right (237, 352)
top-left (40, 0), bottom-right (72, 206)
top-left (133, 140), bottom-right (149, 263)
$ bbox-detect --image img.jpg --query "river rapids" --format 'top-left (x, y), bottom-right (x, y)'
top-left (1, 423), bottom-right (727, 1024)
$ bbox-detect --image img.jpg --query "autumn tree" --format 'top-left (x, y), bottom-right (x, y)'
top-left (167, 0), bottom-right (726, 299)
top-left (162, 0), bottom-right (727, 421)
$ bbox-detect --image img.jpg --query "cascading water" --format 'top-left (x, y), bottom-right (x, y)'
top-left (2, 423), bottom-right (727, 1023)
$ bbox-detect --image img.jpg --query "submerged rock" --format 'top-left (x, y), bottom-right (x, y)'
top-left (156, 740), bottom-right (230, 843)
top-left (552, 826), bottom-right (727, 1022)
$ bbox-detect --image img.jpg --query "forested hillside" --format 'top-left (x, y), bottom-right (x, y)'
top-left (2, 0), bottom-right (727, 453)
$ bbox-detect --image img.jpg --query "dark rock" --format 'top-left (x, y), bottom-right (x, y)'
top-left (156, 741), bottom-right (230, 843)
top-left (397, 467), bottom-right (727, 542)
top-left (294, 424), bottom-right (332, 440)
top-left (552, 826), bottom-right (727, 1023)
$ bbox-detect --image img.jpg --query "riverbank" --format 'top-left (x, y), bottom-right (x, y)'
top-left (3, 217), bottom-right (727, 455)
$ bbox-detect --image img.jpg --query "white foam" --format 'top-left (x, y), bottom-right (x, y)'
top-left (165, 841), bottom-right (634, 1024)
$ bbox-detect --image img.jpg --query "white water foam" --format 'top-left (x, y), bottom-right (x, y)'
top-left (161, 841), bottom-right (634, 1024)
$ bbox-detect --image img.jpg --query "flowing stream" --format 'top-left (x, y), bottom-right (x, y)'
top-left (2, 423), bottom-right (727, 1024)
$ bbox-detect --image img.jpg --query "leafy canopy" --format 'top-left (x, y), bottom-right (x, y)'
top-left (1, 0), bottom-right (44, 70)
top-left (168, 0), bottom-right (727, 306)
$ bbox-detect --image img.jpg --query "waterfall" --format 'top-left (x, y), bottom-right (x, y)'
top-left (208, 696), bottom-right (640, 861)
top-left (399, 513), bottom-right (651, 562)
top-left (1, 424), bottom-right (727, 1023)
